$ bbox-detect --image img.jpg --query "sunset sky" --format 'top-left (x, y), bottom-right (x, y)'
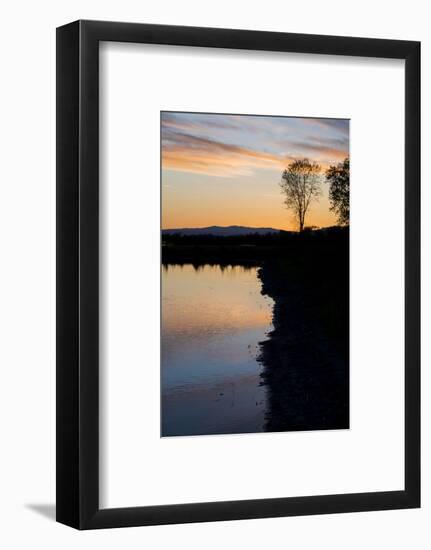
top-left (161, 112), bottom-right (349, 231)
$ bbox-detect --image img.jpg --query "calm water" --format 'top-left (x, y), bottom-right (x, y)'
top-left (161, 264), bottom-right (274, 437)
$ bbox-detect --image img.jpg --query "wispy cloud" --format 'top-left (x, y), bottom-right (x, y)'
top-left (161, 112), bottom-right (349, 177)
top-left (162, 129), bottom-right (288, 177)
top-left (302, 117), bottom-right (350, 136)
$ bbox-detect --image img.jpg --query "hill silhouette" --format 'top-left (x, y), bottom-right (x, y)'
top-left (162, 225), bottom-right (281, 237)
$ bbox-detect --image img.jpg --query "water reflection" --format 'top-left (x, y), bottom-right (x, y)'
top-left (161, 264), bottom-right (273, 437)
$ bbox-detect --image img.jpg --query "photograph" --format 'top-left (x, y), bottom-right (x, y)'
top-left (161, 111), bottom-right (350, 437)
top-left (0, 1), bottom-right (422, 540)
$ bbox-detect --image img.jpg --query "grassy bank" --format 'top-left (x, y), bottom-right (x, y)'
top-left (162, 226), bottom-right (347, 266)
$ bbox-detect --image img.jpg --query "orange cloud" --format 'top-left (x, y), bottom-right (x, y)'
top-left (162, 131), bottom-right (347, 177)
top-left (162, 143), bottom-right (286, 177)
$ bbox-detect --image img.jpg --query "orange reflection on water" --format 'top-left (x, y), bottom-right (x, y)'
top-left (161, 263), bottom-right (274, 436)
top-left (162, 264), bottom-right (273, 337)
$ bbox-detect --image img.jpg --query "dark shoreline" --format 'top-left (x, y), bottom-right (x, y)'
top-left (256, 240), bottom-right (349, 431)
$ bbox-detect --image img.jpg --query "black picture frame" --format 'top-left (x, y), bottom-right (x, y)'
top-left (56, 20), bottom-right (420, 529)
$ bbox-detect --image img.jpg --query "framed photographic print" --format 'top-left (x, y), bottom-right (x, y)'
top-left (56, 20), bottom-right (420, 529)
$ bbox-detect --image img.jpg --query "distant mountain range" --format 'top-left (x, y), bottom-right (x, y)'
top-left (162, 225), bottom-right (281, 237)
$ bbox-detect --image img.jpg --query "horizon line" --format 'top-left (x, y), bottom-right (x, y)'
top-left (161, 224), bottom-right (341, 232)
top-left (162, 225), bottom-right (283, 231)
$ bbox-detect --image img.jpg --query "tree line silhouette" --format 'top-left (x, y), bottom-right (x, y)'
top-left (280, 157), bottom-right (350, 232)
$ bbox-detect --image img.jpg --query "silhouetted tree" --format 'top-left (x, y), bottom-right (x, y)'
top-left (280, 159), bottom-right (321, 232)
top-left (326, 157), bottom-right (350, 226)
